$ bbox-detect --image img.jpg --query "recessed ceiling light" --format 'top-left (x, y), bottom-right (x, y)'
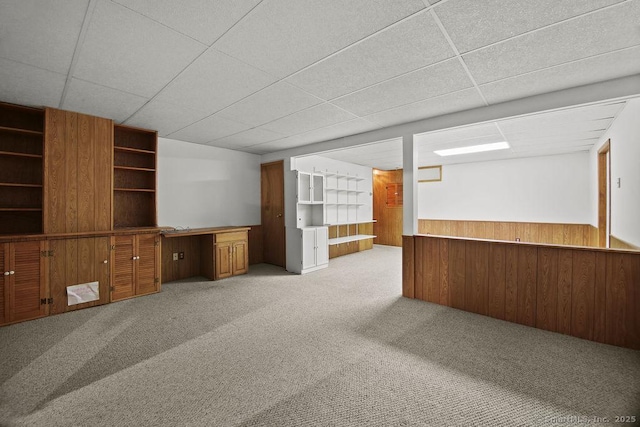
top-left (434, 141), bottom-right (510, 157)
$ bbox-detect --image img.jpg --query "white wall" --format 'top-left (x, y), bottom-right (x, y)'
top-left (419, 152), bottom-right (591, 224)
top-left (157, 137), bottom-right (261, 228)
top-left (590, 98), bottom-right (640, 247)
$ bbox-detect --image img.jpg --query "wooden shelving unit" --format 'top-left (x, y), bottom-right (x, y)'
top-left (113, 125), bottom-right (157, 228)
top-left (0, 102), bottom-right (44, 235)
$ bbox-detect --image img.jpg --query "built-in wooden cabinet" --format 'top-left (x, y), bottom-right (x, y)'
top-left (111, 233), bottom-right (160, 302)
top-left (113, 125), bottom-right (157, 228)
top-left (0, 102), bottom-right (44, 235)
top-left (0, 240), bottom-right (48, 325)
top-left (0, 101), bottom-right (162, 327)
top-left (214, 231), bottom-right (248, 280)
top-left (48, 237), bottom-right (111, 315)
top-left (44, 108), bottom-right (113, 233)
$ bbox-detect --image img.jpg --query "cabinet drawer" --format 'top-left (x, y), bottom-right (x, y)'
top-left (215, 231), bottom-right (247, 243)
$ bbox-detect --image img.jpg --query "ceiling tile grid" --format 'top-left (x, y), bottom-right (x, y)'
top-left (461, 1), bottom-right (640, 85)
top-left (73, 0), bottom-right (207, 98)
top-left (261, 103), bottom-right (359, 136)
top-left (166, 114), bottom-right (251, 145)
top-left (124, 99), bottom-right (211, 136)
top-left (152, 48), bottom-right (277, 116)
top-left (0, 57), bottom-right (67, 108)
top-left (216, 82), bottom-right (323, 128)
top-left (285, 11), bottom-right (454, 100)
top-left (111, 0), bottom-right (261, 46)
top-left (433, 0), bottom-right (626, 54)
top-left (212, 0), bottom-right (427, 78)
top-left (0, 0), bottom-right (89, 74)
top-left (332, 59), bottom-right (474, 116)
top-left (62, 78), bottom-right (149, 123)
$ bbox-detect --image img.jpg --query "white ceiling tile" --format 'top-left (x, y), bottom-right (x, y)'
top-left (435, 0), bottom-right (625, 53)
top-left (154, 48), bottom-right (277, 115)
top-left (480, 46), bottom-right (640, 104)
top-left (416, 122), bottom-right (501, 145)
top-left (499, 102), bottom-right (625, 132)
top-left (111, 0), bottom-right (261, 45)
top-left (332, 59), bottom-right (474, 116)
top-left (73, 0), bottom-right (206, 97)
top-left (213, 0), bottom-right (426, 78)
top-left (285, 12), bottom-right (454, 100)
top-left (217, 82), bottom-right (322, 127)
top-left (124, 99), bottom-right (210, 136)
top-left (0, 0), bottom-right (88, 74)
top-left (510, 137), bottom-right (600, 150)
top-left (277, 118), bottom-right (380, 147)
top-left (61, 78), bottom-right (148, 123)
top-left (365, 88), bottom-right (485, 128)
top-left (167, 114), bottom-right (251, 144)
top-left (261, 103), bottom-right (359, 136)
top-left (463, 1), bottom-right (640, 84)
top-left (507, 131), bottom-right (605, 146)
top-left (504, 119), bottom-right (612, 141)
top-left (210, 128), bottom-right (284, 150)
top-left (0, 58), bottom-right (65, 108)
top-left (417, 134), bottom-right (506, 154)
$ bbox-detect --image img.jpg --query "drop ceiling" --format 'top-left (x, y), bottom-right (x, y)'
top-left (1, 0), bottom-right (639, 158)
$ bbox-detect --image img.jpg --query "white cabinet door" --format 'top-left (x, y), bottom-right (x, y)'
top-left (298, 172), bottom-right (311, 203)
top-left (301, 228), bottom-right (317, 270)
top-left (315, 227), bottom-right (328, 266)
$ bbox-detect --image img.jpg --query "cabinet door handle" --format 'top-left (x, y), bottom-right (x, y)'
top-left (10, 271), bottom-right (15, 275)
top-left (3, 271), bottom-right (8, 276)
top-left (136, 256), bottom-right (140, 260)
top-left (103, 260), bottom-right (108, 264)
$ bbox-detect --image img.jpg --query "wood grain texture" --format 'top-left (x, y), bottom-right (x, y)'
top-left (609, 235), bottom-right (639, 251)
top-left (0, 243), bottom-right (7, 324)
top-left (77, 113), bottom-right (94, 232)
top-left (261, 161), bottom-right (285, 267)
top-left (94, 116), bottom-right (113, 231)
top-left (556, 249), bottom-right (573, 335)
top-left (448, 239), bottom-right (465, 310)
top-left (111, 235), bottom-right (135, 301)
top-left (136, 233), bottom-right (158, 296)
top-left (516, 246), bottom-right (537, 327)
top-left (44, 108), bottom-right (67, 233)
top-left (373, 169), bottom-right (402, 247)
top-left (606, 253), bottom-right (640, 349)
top-left (247, 225), bottom-right (263, 265)
top-left (65, 112), bottom-right (78, 233)
top-left (571, 251), bottom-right (596, 340)
top-left (504, 245), bottom-right (518, 323)
top-left (465, 241), bottom-right (489, 315)
top-left (536, 247), bottom-right (558, 332)
top-left (402, 235), bottom-right (414, 298)
top-left (418, 219), bottom-right (594, 247)
top-left (10, 240), bottom-right (47, 322)
top-left (410, 235), bottom-right (640, 349)
top-left (487, 243), bottom-right (506, 320)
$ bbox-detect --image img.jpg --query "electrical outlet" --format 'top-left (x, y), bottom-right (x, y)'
top-left (173, 253), bottom-right (178, 261)
top-left (179, 252), bottom-right (184, 260)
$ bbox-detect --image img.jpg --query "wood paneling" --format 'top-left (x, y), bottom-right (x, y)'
top-left (419, 219), bottom-right (596, 247)
top-left (402, 235), bottom-right (414, 298)
top-left (411, 234), bottom-right (640, 349)
top-left (44, 109), bottom-right (113, 234)
top-left (373, 169), bottom-right (402, 247)
top-left (609, 235), bottom-right (639, 251)
top-left (0, 243), bottom-right (7, 324)
top-left (247, 225), bottom-right (263, 265)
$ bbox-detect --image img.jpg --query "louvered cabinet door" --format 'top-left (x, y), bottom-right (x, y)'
top-left (111, 235), bottom-right (135, 301)
top-left (9, 241), bottom-right (47, 322)
top-left (135, 234), bottom-right (159, 296)
top-left (0, 243), bottom-right (8, 325)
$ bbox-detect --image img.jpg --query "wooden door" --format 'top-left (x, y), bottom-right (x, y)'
top-left (261, 161), bottom-right (285, 267)
top-left (9, 241), bottom-right (47, 323)
top-left (111, 235), bottom-right (135, 301)
top-left (232, 240), bottom-right (248, 275)
top-left (136, 234), bottom-right (159, 296)
top-left (216, 242), bottom-right (233, 279)
top-left (0, 243), bottom-right (8, 325)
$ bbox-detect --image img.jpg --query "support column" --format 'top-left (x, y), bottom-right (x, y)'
top-left (402, 134), bottom-right (417, 298)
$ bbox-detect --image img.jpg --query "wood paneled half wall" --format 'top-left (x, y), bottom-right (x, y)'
top-left (404, 234), bottom-right (640, 350)
top-left (419, 219), bottom-right (598, 247)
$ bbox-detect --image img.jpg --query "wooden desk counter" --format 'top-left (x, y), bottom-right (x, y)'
top-left (161, 227), bottom-right (250, 282)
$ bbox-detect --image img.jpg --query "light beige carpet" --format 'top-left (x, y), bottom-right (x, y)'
top-left (0, 245), bottom-right (638, 426)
